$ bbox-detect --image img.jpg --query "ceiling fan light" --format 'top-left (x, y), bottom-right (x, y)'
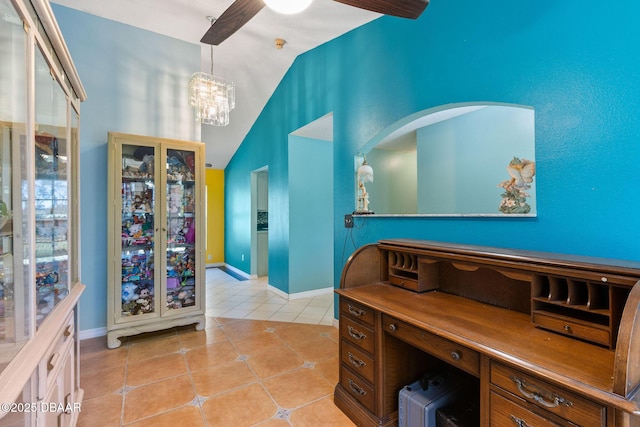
top-left (264, 0), bottom-right (313, 14)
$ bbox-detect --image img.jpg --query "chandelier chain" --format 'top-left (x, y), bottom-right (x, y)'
top-left (210, 45), bottom-right (214, 75)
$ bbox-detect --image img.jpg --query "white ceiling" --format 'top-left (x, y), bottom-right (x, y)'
top-left (50, 0), bottom-right (380, 168)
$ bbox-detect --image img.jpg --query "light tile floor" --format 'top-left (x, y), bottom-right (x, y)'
top-left (205, 268), bottom-right (336, 325)
top-left (75, 268), bottom-right (350, 426)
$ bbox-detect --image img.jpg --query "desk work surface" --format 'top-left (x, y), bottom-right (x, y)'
top-left (337, 283), bottom-right (616, 399)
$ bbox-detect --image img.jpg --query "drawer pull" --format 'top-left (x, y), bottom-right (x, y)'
top-left (450, 350), bottom-right (461, 361)
top-left (47, 353), bottom-right (59, 371)
top-left (389, 324), bottom-right (397, 332)
top-left (347, 326), bottom-right (367, 340)
top-left (509, 415), bottom-right (532, 427)
top-left (347, 304), bottom-right (366, 317)
top-left (510, 376), bottom-right (573, 408)
top-left (347, 378), bottom-right (367, 396)
top-left (64, 324), bottom-right (72, 338)
top-left (348, 352), bottom-right (367, 368)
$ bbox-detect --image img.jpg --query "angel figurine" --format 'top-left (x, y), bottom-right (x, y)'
top-left (505, 157), bottom-right (535, 190)
top-left (498, 157), bottom-right (536, 214)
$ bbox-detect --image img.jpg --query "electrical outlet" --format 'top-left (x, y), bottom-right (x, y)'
top-left (344, 214), bottom-right (353, 228)
top-left (241, 254), bottom-right (245, 261)
top-left (208, 254), bottom-right (212, 260)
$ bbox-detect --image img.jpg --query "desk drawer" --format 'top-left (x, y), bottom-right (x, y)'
top-left (341, 315), bottom-right (375, 354)
top-left (490, 391), bottom-right (576, 427)
top-left (491, 362), bottom-right (605, 426)
top-left (389, 274), bottom-right (420, 292)
top-left (340, 299), bottom-right (374, 326)
top-left (341, 366), bottom-right (376, 413)
top-left (341, 340), bottom-right (375, 383)
top-left (532, 311), bottom-right (610, 347)
top-left (382, 315), bottom-right (480, 377)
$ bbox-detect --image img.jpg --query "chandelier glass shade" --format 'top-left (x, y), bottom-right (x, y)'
top-left (188, 72), bottom-right (235, 126)
top-left (189, 41), bottom-right (235, 126)
top-left (264, 0), bottom-right (313, 14)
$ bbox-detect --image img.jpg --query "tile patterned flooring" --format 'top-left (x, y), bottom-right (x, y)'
top-left (205, 268), bottom-right (336, 325)
top-left (77, 269), bottom-right (352, 426)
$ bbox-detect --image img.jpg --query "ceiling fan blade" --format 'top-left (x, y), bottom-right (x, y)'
top-left (334, 0), bottom-right (429, 19)
top-left (201, 0), bottom-right (266, 45)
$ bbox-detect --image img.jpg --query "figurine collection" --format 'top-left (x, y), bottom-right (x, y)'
top-left (119, 148), bottom-right (197, 316)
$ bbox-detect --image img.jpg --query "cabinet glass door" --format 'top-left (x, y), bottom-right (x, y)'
top-left (165, 148), bottom-right (196, 311)
top-left (33, 46), bottom-right (69, 326)
top-left (120, 145), bottom-right (156, 317)
top-left (0, 0), bottom-right (27, 355)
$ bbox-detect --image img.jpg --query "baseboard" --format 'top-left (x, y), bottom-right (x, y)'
top-left (288, 286), bottom-right (334, 300)
top-left (79, 327), bottom-right (107, 340)
top-left (267, 285), bottom-right (288, 300)
top-left (266, 285), bottom-right (334, 301)
top-left (223, 263), bottom-right (256, 279)
top-left (206, 262), bottom-right (224, 268)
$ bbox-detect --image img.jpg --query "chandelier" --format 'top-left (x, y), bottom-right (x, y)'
top-left (188, 44), bottom-right (235, 126)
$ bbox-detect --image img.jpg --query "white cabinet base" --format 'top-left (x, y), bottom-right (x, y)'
top-left (107, 314), bottom-right (205, 349)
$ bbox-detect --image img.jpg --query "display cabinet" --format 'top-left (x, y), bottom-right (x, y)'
top-left (107, 132), bottom-right (205, 348)
top-left (0, 0), bottom-right (86, 425)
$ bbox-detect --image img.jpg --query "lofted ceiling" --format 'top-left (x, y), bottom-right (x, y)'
top-left (50, 0), bottom-right (380, 169)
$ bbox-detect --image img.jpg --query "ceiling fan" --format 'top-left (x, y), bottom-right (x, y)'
top-left (200, 0), bottom-right (429, 45)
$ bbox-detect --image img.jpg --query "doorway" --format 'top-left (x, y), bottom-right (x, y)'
top-left (287, 113), bottom-right (334, 295)
top-left (251, 167), bottom-right (268, 277)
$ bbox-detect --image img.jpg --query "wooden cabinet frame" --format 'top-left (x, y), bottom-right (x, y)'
top-left (106, 132), bottom-right (206, 348)
top-left (0, 0), bottom-right (86, 424)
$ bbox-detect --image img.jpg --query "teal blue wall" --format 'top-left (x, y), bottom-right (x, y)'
top-left (225, 0), bottom-right (640, 301)
top-left (52, 6), bottom-right (200, 332)
top-left (288, 136), bottom-right (334, 293)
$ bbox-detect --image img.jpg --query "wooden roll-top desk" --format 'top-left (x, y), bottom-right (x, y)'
top-left (334, 239), bottom-right (640, 426)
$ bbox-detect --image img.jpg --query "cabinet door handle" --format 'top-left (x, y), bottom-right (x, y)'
top-left (348, 352), bottom-right (367, 368)
top-left (63, 325), bottom-right (72, 338)
top-left (510, 376), bottom-right (573, 408)
top-left (47, 353), bottom-right (59, 371)
top-left (347, 326), bottom-right (366, 340)
top-left (347, 378), bottom-right (366, 396)
top-left (509, 415), bottom-right (532, 427)
top-left (347, 304), bottom-right (366, 317)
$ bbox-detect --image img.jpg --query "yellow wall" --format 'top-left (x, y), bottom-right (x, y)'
top-left (205, 169), bottom-right (224, 264)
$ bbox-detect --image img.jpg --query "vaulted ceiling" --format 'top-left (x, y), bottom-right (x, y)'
top-left (51, 0), bottom-right (380, 168)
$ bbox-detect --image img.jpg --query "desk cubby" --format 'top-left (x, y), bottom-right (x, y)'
top-left (531, 274), bottom-right (630, 348)
top-left (384, 248), bottom-right (430, 292)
